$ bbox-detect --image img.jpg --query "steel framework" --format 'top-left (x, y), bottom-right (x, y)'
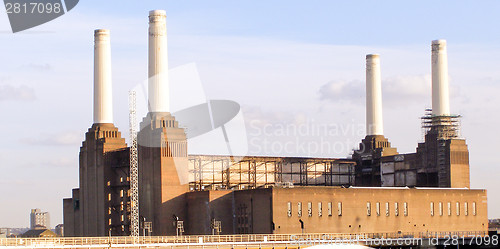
top-left (188, 155), bottom-right (355, 190)
top-left (129, 91), bottom-right (139, 237)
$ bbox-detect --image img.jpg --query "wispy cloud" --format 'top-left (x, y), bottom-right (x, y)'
top-left (41, 157), bottom-right (76, 168)
top-left (0, 84), bottom-right (36, 102)
top-left (318, 80), bottom-right (363, 102)
top-left (18, 63), bottom-right (52, 72)
top-left (20, 131), bottom-right (82, 146)
top-left (318, 75), bottom-right (431, 106)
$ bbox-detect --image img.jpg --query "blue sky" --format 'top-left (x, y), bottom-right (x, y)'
top-left (0, 0), bottom-right (499, 228)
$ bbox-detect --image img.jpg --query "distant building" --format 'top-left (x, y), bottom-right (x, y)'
top-left (20, 228), bottom-right (57, 238)
top-left (55, 224), bottom-right (64, 237)
top-left (0, 228), bottom-right (8, 238)
top-left (30, 208), bottom-right (50, 230)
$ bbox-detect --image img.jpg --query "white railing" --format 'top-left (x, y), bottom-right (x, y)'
top-left (0, 231), bottom-right (488, 248)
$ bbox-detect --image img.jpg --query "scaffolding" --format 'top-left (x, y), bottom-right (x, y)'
top-left (421, 108), bottom-right (461, 140)
top-left (188, 155), bottom-right (355, 190)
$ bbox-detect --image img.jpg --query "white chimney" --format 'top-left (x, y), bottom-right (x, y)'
top-left (93, 29), bottom-right (113, 124)
top-left (148, 10), bottom-right (169, 113)
top-left (431, 39), bottom-right (450, 116)
top-left (366, 54), bottom-right (384, 136)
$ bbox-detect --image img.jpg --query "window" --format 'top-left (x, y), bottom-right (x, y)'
top-left (376, 202), bottom-right (381, 216)
top-left (108, 207), bottom-right (111, 215)
top-left (394, 202), bottom-right (399, 216)
top-left (448, 202), bottom-right (452, 216)
top-left (464, 202), bottom-right (468, 216)
top-left (439, 202), bottom-right (443, 216)
top-left (107, 181), bottom-right (110, 186)
top-left (403, 202), bottom-right (408, 216)
top-left (308, 202), bottom-right (312, 217)
top-left (318, 202), bottom-right (322, 217)
top-left (108, 218), bottom-right (111, 225)
top-left (338, 202), bottom-right (342, 216)
top-left (385, 202), bottom-right (390, 216)
top-left (367, 202), bottom-right (371, 216)
top-left (472, 202), bottom-right (477, 216)
top-left (287, 202), bottom-right (292, 217)
top-left (430, 202), bottom-right (434, 216)
top-left (121, 215), bottom-right (124, 222)
top-left (108, 193), bottom-right (111, 201)
top-left (328, 202), bottom-right (332, 216)
top-left (456, 202), bottom-right (460, 216)
top-left (120, 189), bottom-right (124, 198)
top-left (298, 202), bottom-right (302, 217)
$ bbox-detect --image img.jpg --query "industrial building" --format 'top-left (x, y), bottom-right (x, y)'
top-left (63, 10), bottom-right (487, 237)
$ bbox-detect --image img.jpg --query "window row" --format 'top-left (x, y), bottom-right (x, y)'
top-left (287, 202), bottom-right (342, 217)
top-left (107, 190), bottom-right (131, 201)
top-left (366, 202), bottom-right (408, 217)
top-left (430, 201), bottom-right (476, 216)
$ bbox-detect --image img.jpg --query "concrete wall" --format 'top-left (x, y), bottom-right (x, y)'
top-left (186, 190), bottom-right (233, 235)
top-left (269, 187), bottom-right (487, 235)
top-left (62, 198), bottom-right (74, 236)
top-left (448, 139), bottom-right (470, 188)
top-left (234, 188), bottom-right (273, 234)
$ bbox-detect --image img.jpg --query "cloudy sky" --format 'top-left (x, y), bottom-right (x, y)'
top-left (0, 0), bottom-right (499, 228)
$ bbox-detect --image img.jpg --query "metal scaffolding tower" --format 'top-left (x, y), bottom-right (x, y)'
top-left (129, 91), bottom-right (139, 237)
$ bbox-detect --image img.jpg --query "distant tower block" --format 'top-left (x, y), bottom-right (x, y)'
top-left (366, 54), bottom-right (384, 136)
top-left (93, 29), bottom-right (113, 124)
top-left (431, 39), bottom-right (450, 116)
top-left (148, 10), bottom-right (169, 113)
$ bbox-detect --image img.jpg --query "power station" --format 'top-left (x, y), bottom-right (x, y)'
top-left (63, 10), bottom-right (488, 237)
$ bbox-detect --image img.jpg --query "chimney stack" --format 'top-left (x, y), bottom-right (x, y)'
top-left (366, 54), bottom-right (384, 136)
top-left (148, 10), bottom-right (169, 113)
top-left (93, 29), bottom-right (113, 124)
top-left (431, 39), bottom-right (450, 116)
